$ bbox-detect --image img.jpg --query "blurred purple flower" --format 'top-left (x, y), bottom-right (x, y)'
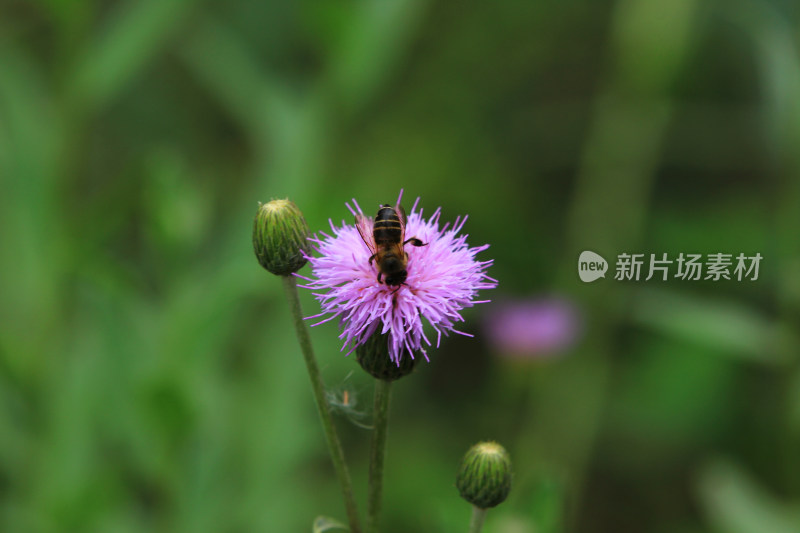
top-left (298, 192), bottom-right (497, 365)
top-left (484, 298), bottom-right (581, 358)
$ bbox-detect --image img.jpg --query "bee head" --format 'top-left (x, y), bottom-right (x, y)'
top-left (384, 269), bottom-right (407, 286)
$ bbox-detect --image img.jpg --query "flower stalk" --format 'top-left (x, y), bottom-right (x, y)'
top-left (468, 506), bottom-right (487, 533)
top-left (281, 275), bottom-right (362, 533)
top-left (366, 379), bottom-right (392, 533)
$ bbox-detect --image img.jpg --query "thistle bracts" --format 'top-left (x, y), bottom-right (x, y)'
top-left (356, 332), bottom-right (418, 380)
top-left (253, 199), bottom-right (311, 276)
top-left (456, 441), bottom-right (512, 509)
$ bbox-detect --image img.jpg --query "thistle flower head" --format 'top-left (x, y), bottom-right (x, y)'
top-left (485, 297), bottom-right (582, 358)
top-left (356, 332), bottom-right (418, 381)
top-left (253, 199), bottom-right (311, 276)
top-left (456, 441), bottom-right (513, 509)
top-left (299, 191), bottom-right (496, 365)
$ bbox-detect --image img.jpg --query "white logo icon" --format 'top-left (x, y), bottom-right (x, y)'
top-left (578, 251), bottom-right (608, 282)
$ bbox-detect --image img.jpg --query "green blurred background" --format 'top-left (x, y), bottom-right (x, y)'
top-left (2, 0), bottom-right (800, 531)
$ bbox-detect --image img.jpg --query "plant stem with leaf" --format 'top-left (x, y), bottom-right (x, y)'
top-left (281, 275), bottom-right (362, 533)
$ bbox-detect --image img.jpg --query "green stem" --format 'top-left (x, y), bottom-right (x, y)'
top-left (366, 379), bottom-right (392, 533)
top-left (281, 276), bottom-right (362, 533)
top-left (468, 506), bottom-right (487, 533)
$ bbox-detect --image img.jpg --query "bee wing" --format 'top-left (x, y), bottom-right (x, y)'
top-left (355, 213), bottom-right (377, 255)
top-left (395, 203), bottom-right (407, 244)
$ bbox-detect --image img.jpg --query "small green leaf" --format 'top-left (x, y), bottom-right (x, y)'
top-left (71, 0), bottom-right (198, 110)
top-left (697, 459), bottom-right (800, 533)
top-left (312, 516), bottom-right (348, 533)
top-left (632, 288), bottom-right (784, 365)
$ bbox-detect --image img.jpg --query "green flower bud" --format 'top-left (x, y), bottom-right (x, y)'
top-left (356, 332), bottom-right (418, 381)
top-left (456, 441), bottom-right (512, 509)
top-left (253, 199), bottom-right (311, 276)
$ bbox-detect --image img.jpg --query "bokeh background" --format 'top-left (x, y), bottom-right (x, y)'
top-left (2, 0), bottom-right (799, 531)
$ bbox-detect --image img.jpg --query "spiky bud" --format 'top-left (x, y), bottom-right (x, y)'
top-left (253, 199), bottom-right (311, 276)
top-left (356, 332), bottom-right (418, 381)
top-left (456, 441), bottom-right (512, 509)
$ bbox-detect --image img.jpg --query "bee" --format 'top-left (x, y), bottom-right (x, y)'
top-left (356, 203), bottom-right (426, 287)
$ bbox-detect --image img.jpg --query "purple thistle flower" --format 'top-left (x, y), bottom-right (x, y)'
top-left (298, 191), bottom-right (497, 365)
top-left (484, 297), bottom-right (582, 358)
